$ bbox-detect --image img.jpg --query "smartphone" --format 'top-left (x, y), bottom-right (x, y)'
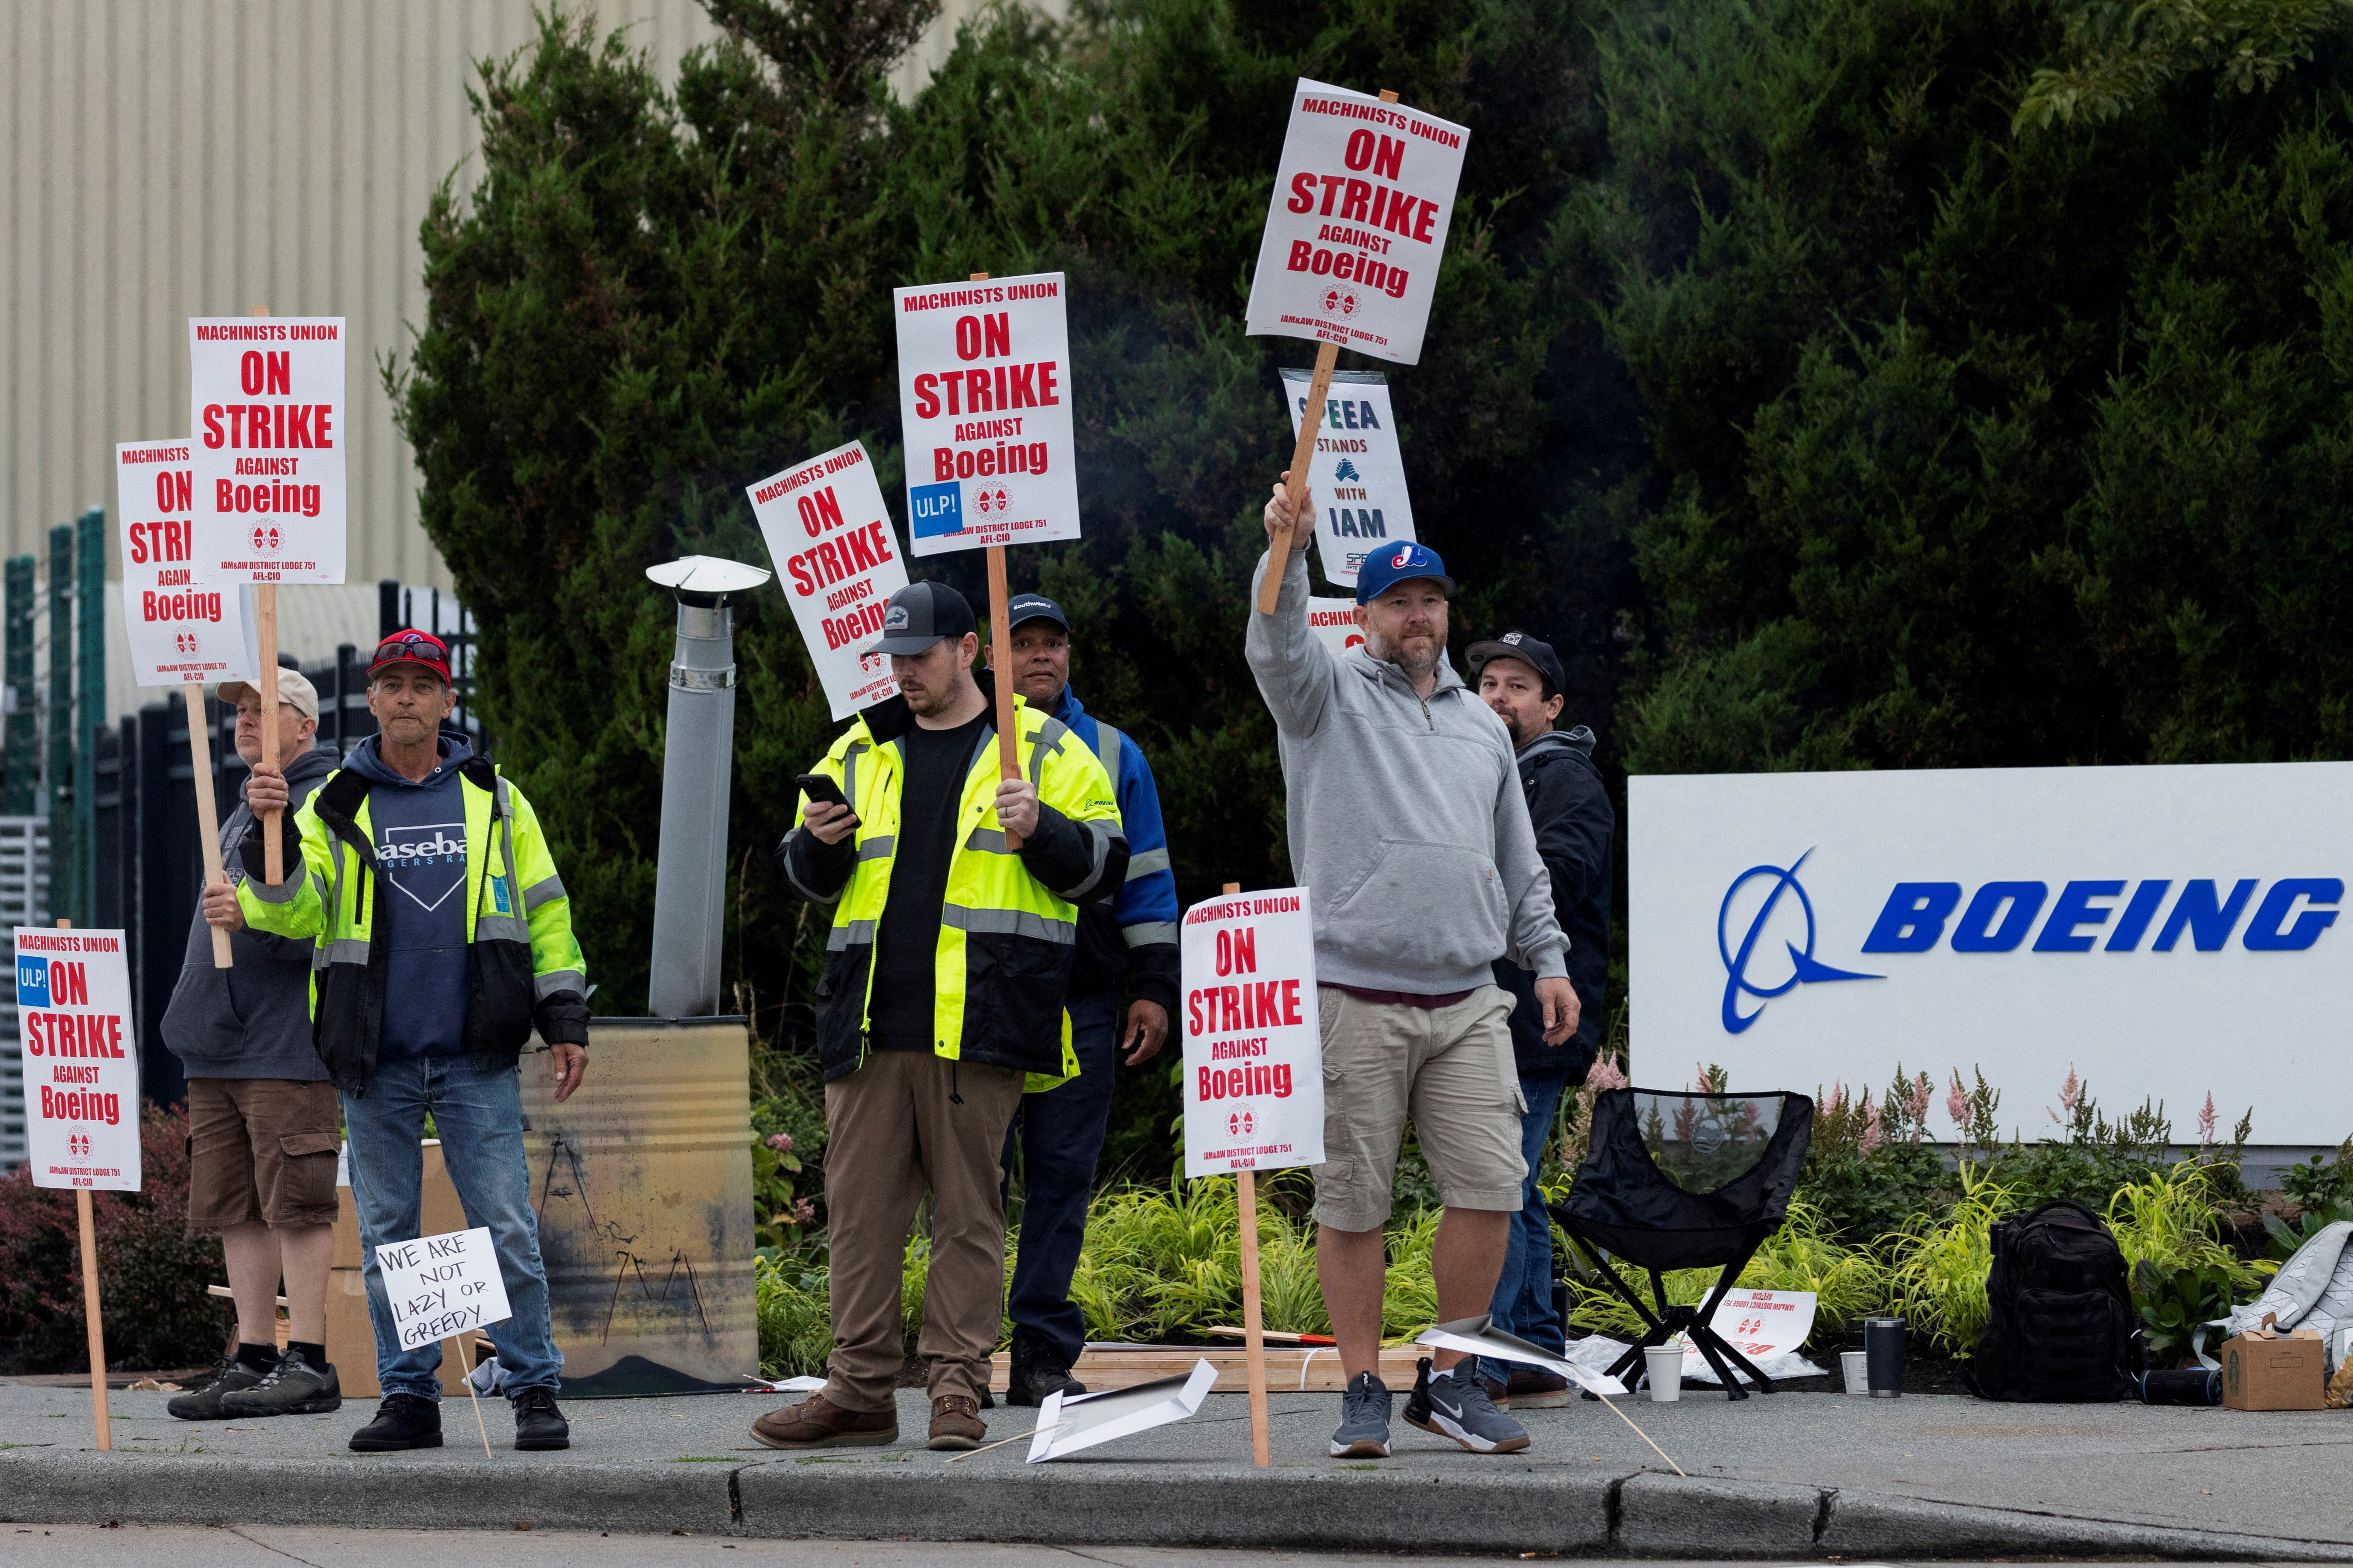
top-left (796, 773), bottom-right (858, 824)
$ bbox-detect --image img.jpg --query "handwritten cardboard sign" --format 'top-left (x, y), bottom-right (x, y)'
top-left (19, 928), bottom-right (140, 1192)
top-left (1245, 81), bottom-right (1470, 365)
top-left (1180, 888), bottom-right (1324, 1177)
top-left (747, 439), bottom-right (910, 718)
top-left (116, 441), bottom-right (261, 687)
top-left (374, 1226), bottom-right (513, 1353)
top-left (893, 273), bottom-right (1081, 556)
top-left (1279, 369), bottom-right (1417, 589)
top-left (187, 316), bottom-right (347, 583)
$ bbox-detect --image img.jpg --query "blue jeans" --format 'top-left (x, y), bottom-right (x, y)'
top-left (999, 989), bottom-right (1120, 1367)
top-left (343, 1053), bottom-right (562, 1400)
top-left (1482, 1073), bottom-right (1568, 1385)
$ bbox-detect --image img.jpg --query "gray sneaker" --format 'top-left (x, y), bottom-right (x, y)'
top-left (1404, 1358), bottom-right (1530, 1454)
top-left (166, 1356), bottom-right (266, 1421)
top-left (220, 1351), bottom-right (342, 1417)
top-left (1329, 1370), bottom-right (1392, 1458)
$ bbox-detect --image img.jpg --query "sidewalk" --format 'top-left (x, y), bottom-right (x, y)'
top-left (5, 1376), bottom-right (2350, 1558)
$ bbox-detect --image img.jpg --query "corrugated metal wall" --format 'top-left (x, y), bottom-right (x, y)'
top-left (2, 0), bottom-right (1015, 588)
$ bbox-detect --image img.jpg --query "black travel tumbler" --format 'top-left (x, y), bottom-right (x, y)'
top-left (1864, 1316), bottom-right (1904, 1398)
top-left (2138, 1367), bottom-right (2223, 1405)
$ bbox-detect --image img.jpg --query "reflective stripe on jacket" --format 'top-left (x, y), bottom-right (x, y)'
top-left (235, 756), bottom-right (587, 1093)
top-left (782, 691), bottom-right (1125, 1085)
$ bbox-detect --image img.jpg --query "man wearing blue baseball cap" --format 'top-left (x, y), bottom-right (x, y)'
top-left (1248, 478), bottom-right (1579, 1463)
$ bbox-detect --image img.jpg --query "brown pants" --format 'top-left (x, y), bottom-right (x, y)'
top-left (187, 1077), bottom-right (342, 1231)
top-left (821, 1050), bottom-right (1024, 1412)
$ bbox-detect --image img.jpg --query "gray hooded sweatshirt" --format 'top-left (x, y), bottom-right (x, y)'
top-left (161, 743), bottom-right (338, 1080)
top-left (1245, 547), bottom-right (1569, 994)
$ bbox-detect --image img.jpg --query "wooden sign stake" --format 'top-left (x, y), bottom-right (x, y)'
top-left (972, 272), bottom-right (1025, 851)
top-left (1256, 89), bottom-right (1399, 617)
top-left (250, 306), bottom-right (284, 886)
top-left (450, 1332), bottom-right (495, 1459)
top-left (1222, 882), bottom-right (1273, 1466)
top-left (183, 686), bottom-right (234, 968)
top-left (57, 917), bottom-right (111, 1451)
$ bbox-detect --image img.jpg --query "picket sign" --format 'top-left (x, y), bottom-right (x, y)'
top-left (745, 439), bottom-right (910, 718)
top-left (22, 919), bottom-right (138, 1451)
top-left (116, 440), bottom-right (261, 968)
top-left (891, 268), bottom-right (1084, 848)
top-left (1306, 596), bottom-right (1366, 660)
top-left (1278, 370), bottom-right (1417, 590)
top-left (1245, 83), bottom-right (1470, 612)
top-left (375, 1226), bottom-right (511, 1458)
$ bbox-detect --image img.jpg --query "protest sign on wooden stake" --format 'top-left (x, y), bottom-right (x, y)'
top-left (1244, 82), bottom-right (1469, 611)
top-left (747, 439), bottom-right (910, 718)
top-left (118, 439), bottom-right (258, 967)
top-left (1278, 369), bottom-right (1418, 591)
top-left (376, 1225), bottom-right (510, 1458)
top-left (22, 919), bottom-right (136, 1450)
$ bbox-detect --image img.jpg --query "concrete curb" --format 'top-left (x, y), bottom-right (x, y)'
top-left (8, 1450), bottom-right (2353, 1559)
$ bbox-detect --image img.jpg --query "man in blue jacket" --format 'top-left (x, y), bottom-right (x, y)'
top-left (996, 593), bottom-right (1181, 1407)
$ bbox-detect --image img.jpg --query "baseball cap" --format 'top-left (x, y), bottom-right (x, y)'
top-left (217, 667), bottom-right (320, 722)
top-left (1465, 631), bottom-right (1566, 699)
top-left (1353, 541), bottom-right (1455, 605)
top-left (1005, 593), bottom-right (1070, 635)
top-left (368, 628), bottom-right (453, 684)
top-left (871, 580), bottom-right (977, 656)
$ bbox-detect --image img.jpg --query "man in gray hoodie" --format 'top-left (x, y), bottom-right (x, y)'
top-left (163, 668), bottom-right (343, 1421)
top-left (1248, 482), bottom-right (1578, 1462)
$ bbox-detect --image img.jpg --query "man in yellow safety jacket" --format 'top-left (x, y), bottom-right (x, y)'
top-left (213, 629), bottom-right (590, 1459)
top-left (752, 580), bottom-right (1125, 1455)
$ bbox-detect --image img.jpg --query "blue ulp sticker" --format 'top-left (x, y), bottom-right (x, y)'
top-left (910, 481), bottom-right (964, 539)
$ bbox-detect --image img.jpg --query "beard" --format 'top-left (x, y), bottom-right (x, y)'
top-left (1369, 627), bottom-right (1443, 685)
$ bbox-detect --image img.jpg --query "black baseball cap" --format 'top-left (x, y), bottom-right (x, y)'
top-left (1465, 631), bottom-right (1565, 698)
top-left (1006, 593), bottom-right (1070, 634)
top-left (871, 580), bottom-right (976, 655)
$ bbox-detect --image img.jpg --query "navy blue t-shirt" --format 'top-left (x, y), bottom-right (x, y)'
top-left (348, 734), bottom-right (474, 1058)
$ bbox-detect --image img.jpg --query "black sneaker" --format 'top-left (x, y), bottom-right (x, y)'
top-left (1329, 1370), bottom-right (1392, 1458)
top-left (1404, 1357), bottom-right (1531, 1454)
top-left (511, 1385), bottom-right (571, 1450)
top-left (166, 1355), bottom-right (266, 1422)
top-left (220, 1350), bottom-right (342, 1417)
top-left (350, 1393), bottom-right (442, 1452)
top-left (1006, 1332), bottom-right (1085, 1408)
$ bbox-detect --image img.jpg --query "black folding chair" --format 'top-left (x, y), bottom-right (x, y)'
top-left (1547, 1087), bottom-right (1814, 1400)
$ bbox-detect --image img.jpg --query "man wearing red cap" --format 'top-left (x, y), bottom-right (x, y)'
top-left (210, 629), bottom-right (591, 1457)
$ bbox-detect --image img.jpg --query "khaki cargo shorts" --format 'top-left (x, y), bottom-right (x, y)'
top-left (187, 1077), bottom-right (342, 1231)
top-left (1310, 984), bottom-right (1526, 1233)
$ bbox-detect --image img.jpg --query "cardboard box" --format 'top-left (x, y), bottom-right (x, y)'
top-left (2221, 1330), bottom-right (2326, 1410)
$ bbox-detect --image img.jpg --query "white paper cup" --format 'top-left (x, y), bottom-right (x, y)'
top-left (1841, 1349), bottom-right (1869, 1395)
top-left (1645, 1344), bottom-right (1684, 1402)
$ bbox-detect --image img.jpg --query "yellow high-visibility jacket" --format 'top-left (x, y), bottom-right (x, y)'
top-left (778, 688), bottom-right (1126, 1084)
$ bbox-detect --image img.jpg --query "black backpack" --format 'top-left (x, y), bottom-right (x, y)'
top-left (1966, 1199), bottom-right (2143, 1401)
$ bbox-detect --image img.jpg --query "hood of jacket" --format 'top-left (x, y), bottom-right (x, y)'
top-left (1518, 725), bottom-right (1596, 765)
top-left (345, 730), bottom-right (475, 790)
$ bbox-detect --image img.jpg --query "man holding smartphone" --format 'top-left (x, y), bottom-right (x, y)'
top-left (758, 580), bottom-right (1126, 1454)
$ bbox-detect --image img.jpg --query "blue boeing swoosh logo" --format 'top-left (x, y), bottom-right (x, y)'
top-left (1718, 849), bottom-right (1881, 1034)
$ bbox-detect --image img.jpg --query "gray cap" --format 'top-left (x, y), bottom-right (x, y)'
top-left (870, 580), bottom-right (977, 656)
top-left (217, 667), bottom-right (320, 722)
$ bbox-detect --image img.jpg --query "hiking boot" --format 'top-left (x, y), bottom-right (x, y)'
top-left (1329, 1370), bottom-right (1392, 1458)
top-left (1405, 1358), bottom-right (1531, 1454)
top-left (927, 1394), bottom-right (985, 1451)
top-left (1505, 1367), bottom-right (1574, 1408)
top-left (349, 1393), bottom-right (443, 1452)
top-left (511, 1386), bottom-right (571, 1450)
top-left (1006, 1332), bottom-right (1086, 1408)
top-left (220, 1350), bottom-right (341, 1417)
top-left (166, 1355), bottom-right (266, 1422)
top-left (749, 1394), bottom-right (898, 1450)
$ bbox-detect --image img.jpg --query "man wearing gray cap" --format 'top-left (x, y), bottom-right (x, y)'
top-left (164, 664), bottom-right (344, 1422)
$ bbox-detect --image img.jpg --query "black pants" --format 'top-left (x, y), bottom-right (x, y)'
top-left (998, 988), bottom-right (1121, 1367)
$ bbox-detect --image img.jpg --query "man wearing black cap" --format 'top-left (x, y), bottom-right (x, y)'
top-left (995, 592), bottom-right (1181, 1406)
top-left (762, 580), bottom-right (1126, 1453)
top-left (1463, 631), bottom-right (1615, 1407)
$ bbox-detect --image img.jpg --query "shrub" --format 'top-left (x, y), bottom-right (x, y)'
top-left (0, 1104), bottom-right (228, 1374)
top-left (754, 1253), bottom-right (833, 1378)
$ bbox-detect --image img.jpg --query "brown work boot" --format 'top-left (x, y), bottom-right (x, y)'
top-left (749, 1394), bottom-right (898, 1450)
top-left (927, 1393), bottom-right (985, 1451)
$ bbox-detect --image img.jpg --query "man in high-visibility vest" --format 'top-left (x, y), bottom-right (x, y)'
top-left (213, 629), bottom-right (591, 1457)
top-left (753, 580), bottom-right (1126, 1453)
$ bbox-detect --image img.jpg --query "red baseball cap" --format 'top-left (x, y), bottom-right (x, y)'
top-left (369, 628), bottom-right (453, 683)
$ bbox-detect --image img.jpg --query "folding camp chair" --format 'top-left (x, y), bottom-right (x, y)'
top-left (1547, 1087), bottom-right (1814, 1400)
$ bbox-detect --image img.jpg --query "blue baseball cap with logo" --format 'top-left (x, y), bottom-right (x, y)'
top-left (1353, 541), bottom-right (1455, 605)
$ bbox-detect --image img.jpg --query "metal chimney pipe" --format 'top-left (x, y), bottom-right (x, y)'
top-left (645, 556), bottom-right (771, 1019)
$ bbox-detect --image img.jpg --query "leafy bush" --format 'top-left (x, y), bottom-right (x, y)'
top-left (2132, 1260), bottom-right (2241, 1368)
top-left (2266, 1199), bottom-right (2353, 1261)
top-left (2281, 1138), bottom-right (2353, 1213)
top-left (1885, 1175), bottom-right (2017, 1353)
top-left (0, 1105), bottom-right (229, 1374)
top-left (754, 1252), bottom-right (833, 1377)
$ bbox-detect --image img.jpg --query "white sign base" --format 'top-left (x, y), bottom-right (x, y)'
top-left (1028, 1360), bottom-right (1217, 1462)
